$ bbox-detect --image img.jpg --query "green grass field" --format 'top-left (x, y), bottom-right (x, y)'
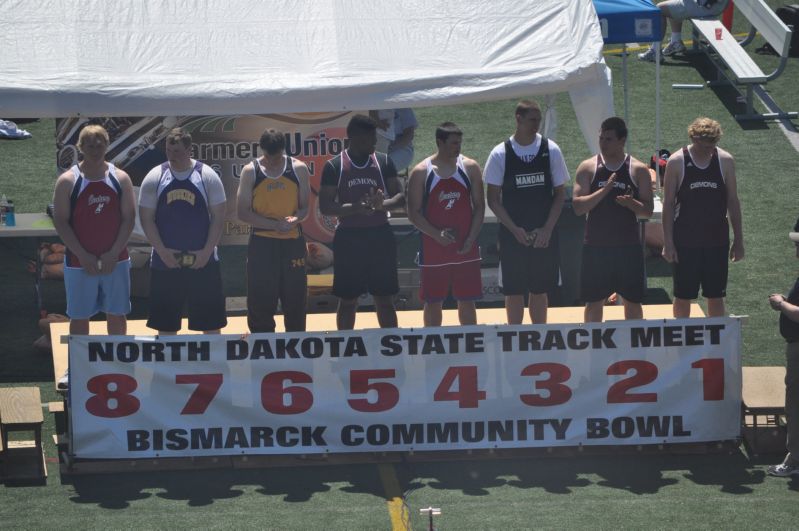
top-left (2, 2), bottom-right (799, 528)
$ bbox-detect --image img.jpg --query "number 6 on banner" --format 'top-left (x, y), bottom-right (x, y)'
top-left (261, 371), bottom-right (314, 414)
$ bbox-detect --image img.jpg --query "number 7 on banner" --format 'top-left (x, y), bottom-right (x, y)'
top-left (176, 374), bottom-right (224, 414)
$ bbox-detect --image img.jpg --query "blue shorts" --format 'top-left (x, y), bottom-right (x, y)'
top-left (64, 259), bottom-right (131, 319)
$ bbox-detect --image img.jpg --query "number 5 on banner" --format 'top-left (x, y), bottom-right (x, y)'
top-left (348, 369), bottom-right (400, 412)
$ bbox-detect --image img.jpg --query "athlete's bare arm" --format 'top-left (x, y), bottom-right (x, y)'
top-left (276, 160), bottom-right (312, 233)
top-left (52, 170), bottom-right (101, 275)
top-left (534, 185), bottom-right (565, 249)
top-left (139, 203), bottom-right (180, 269)
top-left (572, 157), bottom-right (614, 216)
top-left (719, 148), bottom-right (744, 262)
top-left (486, 184), bottom-right (530, 246)
top-left (458, 157), bottom-right (485, 255)
top-left (293, 160), bottom-right (311, 223)
top-left (378, 173), bottom-right (405, 211)
top-left (318, 160), bottom-right (371, 218)
top-left (406, 162), bottom-right (455, 246)
top-left (661, 151), bottom-right (684, 263)
top-left (100, 169), bottom-right (136, 273)
top-left (191, 197), bottom-right (225, 270)
top-left (616, 159), bottom-right (654, 218)
top-left (234, 163), bottom-right (282, 232)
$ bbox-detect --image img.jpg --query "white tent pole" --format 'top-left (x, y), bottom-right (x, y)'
top-left (655, 43), bottom-right (661, 196)
top-left (622, 43), bottom-right (630, 147)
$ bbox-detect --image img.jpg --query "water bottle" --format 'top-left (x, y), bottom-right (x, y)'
top-left (0, 194), bottom-right (7, 225)
top-left (5, 200), bottom-right (15, 227)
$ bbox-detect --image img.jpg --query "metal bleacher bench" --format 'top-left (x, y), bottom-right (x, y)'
top-left (691, 0), bottom-right (797, 121)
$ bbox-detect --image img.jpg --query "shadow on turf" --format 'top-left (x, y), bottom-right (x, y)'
top-left (394, 452), bottom-right (767, 497)
top-left (664, 52), bottom-right (781, 131)
top-left (66, 464), bottom-right (386, 509)
top-left (60, 451), bottom-right (792, 509)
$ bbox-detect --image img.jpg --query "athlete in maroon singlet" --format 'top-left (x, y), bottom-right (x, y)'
top-left (407, 122), bottom-right (485, 326)
top-left (573, 117), bottom-right (653, 322)
top-left (319, 114), bottom-right (405, 330)
top-left (662, 117), bottom-right (744, 318)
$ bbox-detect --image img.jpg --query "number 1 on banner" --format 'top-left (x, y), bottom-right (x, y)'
top-left (691, 358), bottom-right (725, 400)
top-left (433, 366), bottom-right (486, 408)
top-left (176, 374), bottom-right (223, 414)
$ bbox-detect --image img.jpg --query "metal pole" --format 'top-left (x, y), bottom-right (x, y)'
top-left (655, 41), bottom-right (661, 195)
top-left (623, 43), bottom-right (630, 148)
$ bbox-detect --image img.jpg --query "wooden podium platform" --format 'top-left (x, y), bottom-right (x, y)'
top-left (50, 304), bottom-right (702, 389)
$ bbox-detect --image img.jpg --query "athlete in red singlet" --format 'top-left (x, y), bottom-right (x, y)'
top-left (52, 124), bottom-right (136, 336)
top-left (407, 122), bottom-right (485, 326)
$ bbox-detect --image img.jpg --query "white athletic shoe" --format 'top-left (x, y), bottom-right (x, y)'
top-left (637, 47), bottom-right (660, 62)
top-left (767, 460), bottom-right (799, 477)
top-left (57, 369), bottom-right (69, 391)
top-left (662, 40), bottom-right (686, 56)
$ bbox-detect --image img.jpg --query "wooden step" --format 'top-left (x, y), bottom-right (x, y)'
top-left (0, 387), bottom-right (46, 481)
top-left (742, 366), bottom-right (786, 413)
top-left (0, 387), bottom-right (44, 427)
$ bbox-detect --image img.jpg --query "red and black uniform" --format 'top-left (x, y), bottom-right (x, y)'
top-left (67, 164), bottom-right (128, 268)
top-left (418, 156), bottom-right (482, 302)
top-left (321, 150), bottom-right (399, 299)
top-left (580, 155), bottom-right (645, 303)
top-left (672, 147), bottom-right (729, 299)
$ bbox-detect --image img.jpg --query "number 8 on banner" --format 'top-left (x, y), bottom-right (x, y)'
top-left (85, 374), bottom-right (141, 418)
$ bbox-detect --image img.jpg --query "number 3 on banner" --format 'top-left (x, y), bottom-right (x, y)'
top-left (85, 374), bottom-right (141, 418)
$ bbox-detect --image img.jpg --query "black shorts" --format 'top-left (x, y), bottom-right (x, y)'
top-left (247, 235), bottom-right (307, 333)
top-left (499, 232), bottom-right (560, 296)
top-left (147, 259), bottom-right (227, 332)
top-left (672, 245), bottom-right (729, 300)
top-left (333, 224), bottom-right (399, 300)
top-left (580, 244), bottom-right (645, 304)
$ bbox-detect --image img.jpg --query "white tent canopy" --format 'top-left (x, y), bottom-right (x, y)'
top-left (0, 0), bottom-right (614, 151)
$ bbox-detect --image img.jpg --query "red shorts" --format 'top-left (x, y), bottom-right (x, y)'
top-left (419, 260), bottom-right (482, 303)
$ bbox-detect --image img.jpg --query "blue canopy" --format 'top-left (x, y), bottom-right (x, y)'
top-left (593, 0), bottom-right (661, 44)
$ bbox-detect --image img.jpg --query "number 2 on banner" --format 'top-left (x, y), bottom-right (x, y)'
top-left (176, 373), bottom-right (223, 414)
top-left (606, 360), bottom-right (658, 403)
top-left (434, 366), bottom-right (486, 408)
top-left (85, 374), bottom-right (141, 418)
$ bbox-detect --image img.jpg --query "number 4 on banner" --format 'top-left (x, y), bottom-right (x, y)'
top-left (434, 366), bottom-right (486, 408)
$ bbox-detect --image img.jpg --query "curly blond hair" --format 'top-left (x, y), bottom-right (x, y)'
top-left (77, 124), bottom-right (110, 151)
top-left (687, 117), bottom-right (722, 142)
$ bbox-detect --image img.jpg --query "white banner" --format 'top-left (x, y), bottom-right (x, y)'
top-left (68, 318), bottom-right (742, 459)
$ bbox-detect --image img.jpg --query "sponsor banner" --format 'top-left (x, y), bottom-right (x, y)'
top-left (56, 114), bottom-right (355, 246)
top-left (68, 318), bottom-right (742, 459)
